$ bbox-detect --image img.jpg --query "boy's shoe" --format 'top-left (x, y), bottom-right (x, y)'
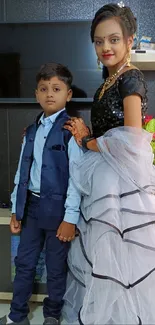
top-left (0, 316), bottom-right (30, 325)
top-left (43, 317), bottom-right (60, 325)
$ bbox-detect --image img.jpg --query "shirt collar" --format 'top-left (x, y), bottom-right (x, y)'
top-left (39, 108), bottom-right (66, 125)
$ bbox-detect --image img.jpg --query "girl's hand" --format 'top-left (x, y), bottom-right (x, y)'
top-left (64, 117), bottom-right (90, 146)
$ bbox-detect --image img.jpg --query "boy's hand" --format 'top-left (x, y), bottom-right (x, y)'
top-left (10, 214), bottom-right (21, 234)
top-left (56, 221), bottom-right (75, 242)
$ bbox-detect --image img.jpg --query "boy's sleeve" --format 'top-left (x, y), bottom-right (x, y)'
top-left (63, 136), bottom-right (84, 225)
top-left (11, 136), bottom-right (26, 214)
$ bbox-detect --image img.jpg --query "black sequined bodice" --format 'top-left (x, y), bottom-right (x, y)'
top-left (91, 69), bottom-right (147, 138)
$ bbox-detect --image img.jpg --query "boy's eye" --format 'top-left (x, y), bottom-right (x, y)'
top-left (40, 87), bottom-right (46, 92)
top-left (54, 88), bottom-right (60, 92)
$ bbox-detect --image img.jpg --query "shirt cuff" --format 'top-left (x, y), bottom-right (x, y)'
top-left (63, 211), bottom-right (80, 225)
top-left (11, 205), bottom-right (16, 214)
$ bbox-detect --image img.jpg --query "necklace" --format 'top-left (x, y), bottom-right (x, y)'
top-left (98, 61), bottom-right (128, 100)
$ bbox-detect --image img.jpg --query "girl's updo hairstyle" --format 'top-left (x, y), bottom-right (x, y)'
top-left (91, 3), bottom-right (137, 42)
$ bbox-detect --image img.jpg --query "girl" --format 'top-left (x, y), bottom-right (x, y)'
top-left (63, 4), bottom-right (155, 324)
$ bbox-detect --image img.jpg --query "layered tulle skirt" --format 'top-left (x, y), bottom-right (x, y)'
top-left (63, 127), bottom-right (155, 324)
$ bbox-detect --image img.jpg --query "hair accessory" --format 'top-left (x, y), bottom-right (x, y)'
top-left (117, 1), bottom-right (125, 7)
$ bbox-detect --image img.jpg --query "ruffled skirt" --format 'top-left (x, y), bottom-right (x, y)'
top-left (63, 127), bottom-right (155, 325)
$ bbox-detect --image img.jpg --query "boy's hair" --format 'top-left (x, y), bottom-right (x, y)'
top-left (36, 62), bottom-right (73, 89)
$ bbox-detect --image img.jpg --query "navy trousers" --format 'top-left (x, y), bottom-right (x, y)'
top-left (9, 193), bottom-right (69, 322)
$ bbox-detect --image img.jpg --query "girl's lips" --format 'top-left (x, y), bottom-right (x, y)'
top-left (102, 54), bottom-right (114, 58)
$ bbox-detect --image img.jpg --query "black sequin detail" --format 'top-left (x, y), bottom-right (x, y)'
top-left (91, 69), bottom-right (148, 138)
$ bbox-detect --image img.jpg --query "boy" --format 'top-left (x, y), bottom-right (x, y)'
top-left (0, 63), bottom-right (82, 325)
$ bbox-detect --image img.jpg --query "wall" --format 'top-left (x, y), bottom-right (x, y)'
top-left (0, 0), bottom-right (154, 28)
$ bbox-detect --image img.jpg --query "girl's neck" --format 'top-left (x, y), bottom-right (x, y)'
top-left (108, 60), bottom-right (127, 77)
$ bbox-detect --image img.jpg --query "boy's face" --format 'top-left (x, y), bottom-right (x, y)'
top-left (36, 76), bottom-right (72, 116)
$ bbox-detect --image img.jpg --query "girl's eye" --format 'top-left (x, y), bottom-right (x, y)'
top-left (111, 38), bottom-right (119, 43)
top-left (95, 40), bottom-right (103, 46)
top-left (54, 88), bottom-right (60, 92)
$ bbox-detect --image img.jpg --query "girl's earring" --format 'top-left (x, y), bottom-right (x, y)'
top-left (126, 48), bottom-right (131, 67)
top-left (97, 58), bottom-right (102, 70)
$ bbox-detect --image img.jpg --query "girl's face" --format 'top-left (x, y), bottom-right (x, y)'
top-left (94, 18), bottom-right (133, 70)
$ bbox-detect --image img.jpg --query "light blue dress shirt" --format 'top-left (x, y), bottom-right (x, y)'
top-left (11, 109), bottom-right (83, 224)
